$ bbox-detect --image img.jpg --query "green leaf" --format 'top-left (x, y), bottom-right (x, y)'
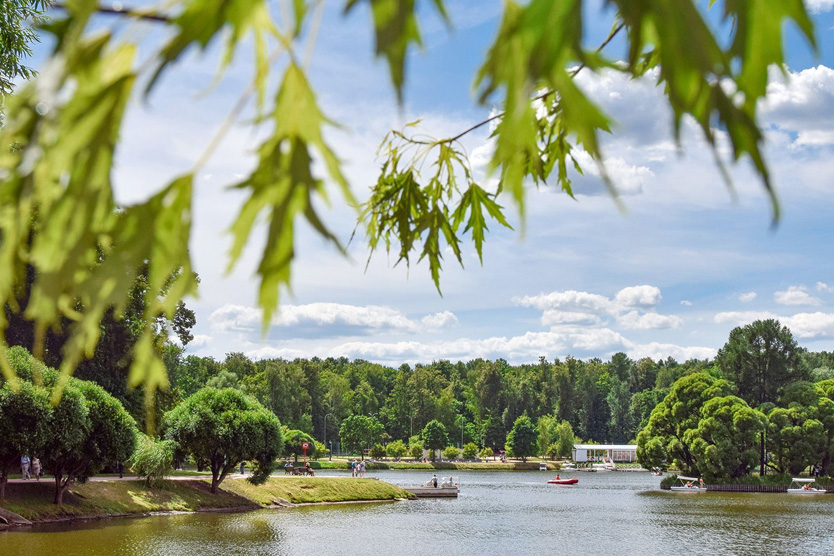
top-left (228, 64), bottom-right (353, 329)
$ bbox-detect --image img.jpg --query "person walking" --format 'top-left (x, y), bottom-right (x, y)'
top-left (31, 457), bottom-right (41, 481)
top-left (21, 455), bottom-right (30, 480)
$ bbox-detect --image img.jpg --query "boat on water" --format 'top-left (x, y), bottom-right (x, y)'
top-left (539, 462), bottom-right (548, 471)
top-left (669, 475), bottom-right (706, 492)
top-left (548, 476), bottom-right (578, 485)
top-left (787, 478), bottom-right (827, 494)
top-left (404, 476), bottom-right (460, 498)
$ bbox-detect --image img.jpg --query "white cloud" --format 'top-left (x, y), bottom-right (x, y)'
top-left (762, 65), bottom-right (834, 146)
top-left (714, 311), bottom-right (779, 327)
top-left (774, 286), bottom-right (822, 306)
top-left (680, 300), bottom-right (692, 306)
top-left (804, 0), bottom-right (834, 14)
top-left (618, 311), bottom-right (683, 330)
top-left (738, 292), bottom-right (757, 303)
top-left (783, 312), bottom-right (834, 338)
top-left (421, 311), bottom-right (459, 329)
top-left (614, 285), bottom-right (662, 309)
top-left (246, 346), bottom-right (306, 360)
top-left (542, 310), bottom-right (604, 327)
top-left (817, 282), bottom-right (834, 293)
top-left (514, 290), bottom-right (613, 313)
top-left (188, 335), bottom-right (213, 349)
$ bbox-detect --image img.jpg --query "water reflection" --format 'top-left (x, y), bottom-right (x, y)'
top-left (2, 471), bottom-right (833, 555)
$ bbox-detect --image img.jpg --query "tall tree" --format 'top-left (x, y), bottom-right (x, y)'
top-left (506, 414), bottom-right (537, 462)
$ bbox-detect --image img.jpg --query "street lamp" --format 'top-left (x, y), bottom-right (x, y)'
top-left (329, 440), bottom-right (333, 461)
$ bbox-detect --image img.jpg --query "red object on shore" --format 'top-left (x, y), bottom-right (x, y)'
top-left (547, 478), bottom-right (578, 485)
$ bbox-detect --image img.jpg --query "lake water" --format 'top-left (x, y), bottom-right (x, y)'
top-left (2, 469), bottom-right (834, 555)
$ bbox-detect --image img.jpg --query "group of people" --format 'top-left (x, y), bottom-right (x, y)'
top-left (20, 455), bottom-right (42, 480)
top-left (350, 459), bottom-right (366, 477)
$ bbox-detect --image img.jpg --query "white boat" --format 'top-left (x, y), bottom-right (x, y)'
top-left (669, 475), bottom-right (706, 492)
top-left (539, 462), bottom-right (548, 471)
top-left (787, 478), bottom-right (827, 494)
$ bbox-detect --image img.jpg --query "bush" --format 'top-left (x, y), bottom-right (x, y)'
top-left (129, 433), bottom-right (176, 488)
top-left (369, 443), bottom-right (386, 460)
top-left (314, 441), bottom-right (327, 460)
top-left (461, 442), bottom-right (479, 460)
top-left (427, 449), bottom-right (436, 461)
top-left (479, 447), bottom-right (494, 460)
top-left (545, 442), bottom-right (561, 460)
top-left (442, 446), bottom-right (461, 460)
top-left (386, 439), bottom-right (407, 459)
top-left (408, 440), bottom-right (424, 460)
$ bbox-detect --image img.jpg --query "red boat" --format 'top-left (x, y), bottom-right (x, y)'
top-left (547, 477), bottom-right (578, 485)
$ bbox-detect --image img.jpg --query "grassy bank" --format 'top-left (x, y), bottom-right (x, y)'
top-left (0, 476), bottom-right (412, 524)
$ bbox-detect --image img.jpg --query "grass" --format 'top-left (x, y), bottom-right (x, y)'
top-left (0, 479), bottom-right (252, 522)
top-left (0, 475), bottom-right (413, 523)
top-left (220, 476), bottom-right (413, 504)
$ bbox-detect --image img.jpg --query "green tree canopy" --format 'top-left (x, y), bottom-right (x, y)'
top-left (716, 319), bottom-right (806, 406)
top-left (0, 381), bottom-right (51, 499)
top-left (636, 373), bottom-right (731, 475)
top-left (164, 388), bottom-right (283, 492)
top-left (555, 420), bottom-right (575, 460)
top-left (421, 420), bottom-right (449, 460)
top-left (506, 414), bottom-right (537, 462)
top-left (339, 414), bottom-right (384, 455)
top-left (283, 429), bottom-right (318, 462)
top-left (685, 396), bottom-right (766, 480)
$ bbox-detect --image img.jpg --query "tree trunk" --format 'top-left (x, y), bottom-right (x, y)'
top-left (760, 433), bottom-right (766, 476)
top-left (53, 473), bottom-right (67, 505)
top-left (0, 475), bottom-right (6, 501)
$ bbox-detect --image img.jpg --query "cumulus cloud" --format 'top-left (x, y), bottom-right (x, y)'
top-left (680, 300), bottom-right (693, 307)
top-left (774, 286), bottom-right (822, 306)
top-left (614, 285), bottom-right (663, 309)
top-left (817, 282), bottom-right (834, 293)
top-left (514, 290), bottom-right (613, 313)
top-left (421, 311), bottom-right (459, 329)
top-left (209, 303), bottom-right (457, 337)
top-left (783, 312), bottom-right (834, 338)
top-left (804, 0), bottom-right (834, 14)
top-left (618, 311), bottom-right (683, 330)
top-left (738, 292), bottom-right (757, 303)
top-left (761, 65), bottom-right (834, 146)
top-left (542, 310), bottom-right (604, 327)
top-left (714, 311), bottom-right (779, 327)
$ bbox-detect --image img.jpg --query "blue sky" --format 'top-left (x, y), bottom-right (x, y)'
top-left (30, 1), bottom-right (834, 365)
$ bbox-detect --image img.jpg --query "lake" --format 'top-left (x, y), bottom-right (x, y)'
top-left (2, 469), bottom-right (833, 555)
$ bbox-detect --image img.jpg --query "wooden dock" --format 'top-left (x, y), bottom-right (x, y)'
top-left (403, 486), bottom-right (459, 498)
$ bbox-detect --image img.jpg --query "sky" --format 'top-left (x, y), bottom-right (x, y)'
top-left (29, 0), bottom-right (834, 366)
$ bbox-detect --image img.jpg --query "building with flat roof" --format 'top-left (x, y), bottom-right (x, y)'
top-left (572, 444), bottom-right (638, 463)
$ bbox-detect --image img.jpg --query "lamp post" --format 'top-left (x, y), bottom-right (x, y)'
top-left (324, 413), bottom-right (333, 459)
top-left (409, 415), bottom-right (414, 439)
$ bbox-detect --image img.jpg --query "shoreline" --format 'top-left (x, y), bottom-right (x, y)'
top-left (0, 476), bottom-right (413, 531)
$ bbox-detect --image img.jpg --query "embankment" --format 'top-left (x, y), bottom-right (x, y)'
top-left (0, 476), bottom-right (413, 526)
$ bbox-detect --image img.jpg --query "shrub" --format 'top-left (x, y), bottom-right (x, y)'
top-left (369, 443), bottom-right (386, 460)
top-left (461, 442), bottom-right (479, 460)
top-left (442, 446), bottom-right (461, 460)
top-left (129, 433), bottom-right (176, 488)
top-left (479, 447), bottom-right (494, 460)
top-left (408, 440), bottom-right (424, 460)
top-left (386, 439), bottom-right (407, 459)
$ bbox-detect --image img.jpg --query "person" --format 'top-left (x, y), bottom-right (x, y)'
top-left (350, 459), bottom-right (356, 477)
top-left (554, 474), bottom-right (561, 481)
top-left (21, 455), bottom-right (30, 480)
top-left (240, 461), bottom-right (246, 475)
top-left (699, 478), bottom-right (705, 489)
top-left (685, 481), bottom-right (693, 488)
top-left (432, 474), bottom-right (438, 488)
top-left (31, 457), bottom-right (41, 481)
top-left (360, 460), bottom-right (366, 478)
top-left (305, 461), bottom-right (314, 476)
top-left (118, 461), bottom-right (124, 479)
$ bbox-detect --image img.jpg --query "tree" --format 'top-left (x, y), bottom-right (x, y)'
top-left (0, 1), bottom-right (817, 403)
top-left (555, 420), bottom-right (575, 460)
top-left (282, 429), bottom-right (318, 463)
top-left (369, 443), bottom-right (386, 460)
top-left (717, 320), bottom-right (806, 407)
top-left (40, 383), bottom-right (91, 505)
top-left (421, 420), bottom-right (449, 461)
top-left (636, 373), bottom-right (731, 475)
top-left (536, 414), bottom-right (559, 457)
top-left (767, 382), bottom-right (834, 475)
top-left (686, 396), bottom-right (766, 480)
top-left (506, 415), bottom-right (537, 462)
top-left (164, 388), bottom-right (283, 493)
top-left (386, 439), bottom-right (407, 460)
top-left (408, 439), bottom-right (424, 460)
top-left (0, 0), bottom-right (47, 94)
top-left (128, 433), bottom-right (176, 488)
top-left (338, 414), bottom-right (384, 456)
top-left (0, 381), bottom-right (51, 500)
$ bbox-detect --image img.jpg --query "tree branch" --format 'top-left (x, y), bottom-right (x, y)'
top-left (50, 2), bottom-right (171, 23)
